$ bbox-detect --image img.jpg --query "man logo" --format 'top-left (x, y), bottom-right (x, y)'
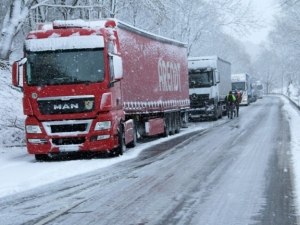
top-left (54, 103), bottom-right (78, 110)
top-left (85, 100), bottom-right (94, 110)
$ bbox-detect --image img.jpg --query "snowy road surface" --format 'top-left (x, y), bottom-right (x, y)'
top-left (0, 96), bottom-right (298, 224)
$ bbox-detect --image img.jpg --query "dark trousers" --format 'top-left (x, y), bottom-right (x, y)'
top-left (235, 102), bottom-right (239, 116)
top-left (226, 103), bottom-right (235, 119)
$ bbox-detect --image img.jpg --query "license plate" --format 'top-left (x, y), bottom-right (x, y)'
top-left (59, 146), bottom-right (79, 152)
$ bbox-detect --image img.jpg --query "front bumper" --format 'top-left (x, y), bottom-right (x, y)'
top-left (25, 115), bottom-right (119, 155)
top-left (239, 96), bottom-right (249, 105)
top-left (188, 106), bottom-right (215, 120)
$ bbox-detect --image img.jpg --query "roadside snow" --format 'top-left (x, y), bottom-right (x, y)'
top-left (0, 70), bottom-right (25, 147)
top-left (281, 96), bottom-right (300, 214)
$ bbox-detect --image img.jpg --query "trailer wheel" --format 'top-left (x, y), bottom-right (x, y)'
top-left (175, 112), bottom-right (181, 133)
top-left (35, 154), bottom-right (49, 161)
top-left (162, 114), bottom-right (170, 137)
top-left (170, 113), bottom-right (176, 135)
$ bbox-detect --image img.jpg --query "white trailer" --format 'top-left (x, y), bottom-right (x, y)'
top-left (188, 56), bottom-right (231, 120)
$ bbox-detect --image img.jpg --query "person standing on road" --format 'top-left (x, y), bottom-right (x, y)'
top-left (233, 90), bottom-right (241, 117)
top-left (225, 91), bottom-right (236, 119)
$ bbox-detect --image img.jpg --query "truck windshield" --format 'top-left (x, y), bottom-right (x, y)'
top-left (189, 71), bottom-right (213, 88)
top-left (25, 48), bottom-right (105, 86)
top-left (232, 82), bottom-right (246, 90)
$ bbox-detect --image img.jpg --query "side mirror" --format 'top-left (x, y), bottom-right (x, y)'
top-left (113, 55), bottom-right (123, 80)
top-left (12, 58), bottom-right (27, 87)
top-left (214, 70), bottom-right (220, 84)
top-left (109, 53), bottom-right (123, 81)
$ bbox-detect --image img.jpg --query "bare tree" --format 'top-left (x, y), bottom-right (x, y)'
top-left (253, 45), bottom-right (283, 94)
top-left (0, 0), bottom-right (260, 72)
top-left (264, 0), bottom-right (300, 93)
top-left (0, 0), bottom-right (37, 63)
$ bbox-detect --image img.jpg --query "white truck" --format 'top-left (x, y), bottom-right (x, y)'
top-left (188, 56), bottom-right (231, 121)
top-left (231, 73), bottom-right (252, 106)
top-left (256, 80), bottom-right (263, 99)
top-left (251, 77), bottom-right (258, 102)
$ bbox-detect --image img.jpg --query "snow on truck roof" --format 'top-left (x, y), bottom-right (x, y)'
top-left (188, 56), bottom-right (218, 60)
top-left (188, 56), bottom-right (231, 64)
top-left (25, 35), bottom-right (104, 52)
top-left (33, 19), bottom-right (187, 48)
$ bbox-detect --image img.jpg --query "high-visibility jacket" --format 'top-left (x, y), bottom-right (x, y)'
top-left (225, 94), bottom-right (236, 104)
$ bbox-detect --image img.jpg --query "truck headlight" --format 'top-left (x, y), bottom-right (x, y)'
top-left (94, 121), bottom-right (111, 131)
top-left (26, 125), bottom-right (42, 134)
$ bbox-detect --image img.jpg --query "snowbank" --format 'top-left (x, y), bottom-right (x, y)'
top-left (0, 69), bottom-right (26, 147)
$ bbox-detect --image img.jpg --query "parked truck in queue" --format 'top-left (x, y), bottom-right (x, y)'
top-left (12, 19), bottom-right (190, 160)
top-left (255, 80), bottom-right (263, 99)
top-left (188, 56), bottom-right (231, 121)
top-left (231, 73), bottom-right (252, 106)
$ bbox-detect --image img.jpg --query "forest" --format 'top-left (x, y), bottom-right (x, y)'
top-left (0, 0), bottom-right (299, 94)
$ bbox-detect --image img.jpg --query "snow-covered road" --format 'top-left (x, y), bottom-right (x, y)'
top-left (0, 96), bottom-right (298, 225)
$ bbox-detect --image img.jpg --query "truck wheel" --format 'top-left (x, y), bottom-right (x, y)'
top-left (218, 106), bottom-right (222, 118)
top-left (162, 114), bottom-right (170, 137)
top-left (35, 154), bottom-right (49, 161)
top-left (113, 123), bottom-right (126, 156)
top-left (175, 112), bottom-right (181, 133)
top-left (170, 113), bottom-right (175, 135)
top-left (127, 121), bottom-right (137, 148)
top-left (213, 107), bottom-right (218, 121)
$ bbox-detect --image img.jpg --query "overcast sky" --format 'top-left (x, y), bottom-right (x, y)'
top-left (239, 0), bottom-right (277, 45)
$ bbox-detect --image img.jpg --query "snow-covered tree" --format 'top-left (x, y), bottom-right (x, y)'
top-left (0, 0), bottom-right (36, 63)
top-left (261, 0), bottom-right (300, 93)
top-left (0, 0), bottom-right (259, 72)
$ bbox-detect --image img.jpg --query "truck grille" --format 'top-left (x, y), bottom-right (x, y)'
top-left (42, 120), bottom-right (92, 136)
top-left (37, 96), bottom-right (95, 115)
top-left (190, 94), bottom-right (209, 108)
top-left (51, 123), bottom-right (88, 133)
top-left (52, 137), bottom-right (86, 145)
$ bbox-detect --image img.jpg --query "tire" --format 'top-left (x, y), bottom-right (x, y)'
top-left (127, 120), bottom-right (137, 148)
top-left (35, 154), bottom-right (49, 161)
top-left (175, 112), bottom-right (181, 133)
top-left (113, 123), bottom-right (126, 156)
top-left (218, 106), bottom-right (222, 118)
top-left (170, 113), bottom-right (175, 135)
top-left (212, 106), bottom-right (218, 121)
top-left (162, 114), bottom-right (170, 137)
